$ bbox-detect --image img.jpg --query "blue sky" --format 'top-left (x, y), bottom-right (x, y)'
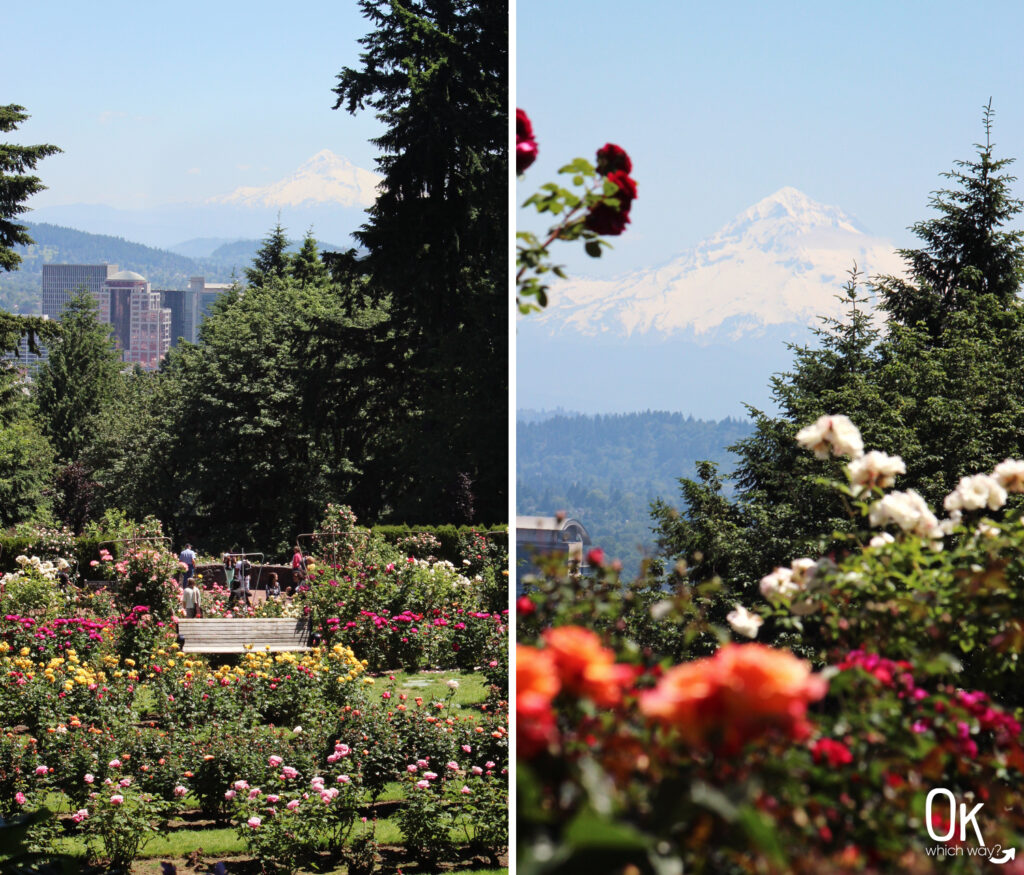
top-left (516, 0), bottom-right (1024, 276)
top-left (3, 0), bottom-right (383, 209)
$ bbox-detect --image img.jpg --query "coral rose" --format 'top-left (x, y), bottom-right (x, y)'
top-left (640, 644), bottom-right (827, 752)
top-left (542, 625), bottom-right (634, 707)
top-left (517, 644), bottom-right (560, 758)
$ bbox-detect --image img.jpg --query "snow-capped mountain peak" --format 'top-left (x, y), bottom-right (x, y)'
top-left (209, 150), bottom-right (382, 209)
top-left (534, 187), bottom-right (905, 339)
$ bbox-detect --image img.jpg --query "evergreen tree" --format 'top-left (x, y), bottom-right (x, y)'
top-left (656, 112), bottom-right (1024, 593)
top-left (0, 105), bottom-right (61, 359)
top-left (0, 104), bottom-right (61, 272)
top-left (878, 101), bottom-right (1024, 335)
top-left (290, 229), bottom-right (330, 287)
top-left (244, 220), bottom-right (291, 287)
top-left (35, 289), bottom-right (122, 463)
top-left (333, 0), bottom-right (507, 524)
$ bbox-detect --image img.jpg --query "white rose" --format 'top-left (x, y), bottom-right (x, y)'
top-left (846, 451), bottom-right (906, 495)
top-left (994, 459), bottom-right (1024, 493)
top-left (944, 473), bottom-right (1007, 512)
top-left (870, 490), bottom-right (943, 539)
top-left (726, 605), bottom-right (763, 639)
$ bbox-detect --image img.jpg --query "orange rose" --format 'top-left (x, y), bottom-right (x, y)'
top-left (517, 644), bottom-right (560, 757)
top-left (543, 626), bottom-right (633, 706)
top-left (640, 644), bottom-right (827, 751)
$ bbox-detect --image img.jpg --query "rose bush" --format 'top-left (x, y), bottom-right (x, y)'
top-left (518, 415), bottom-right (1024, 873)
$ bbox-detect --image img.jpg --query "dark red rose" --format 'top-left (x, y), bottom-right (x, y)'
top-left (585, 170), bottom-right (637, 236)
top-left (596, 143), bottom-right (632, 176)
top-left (516, 108), bottom-right (538, 174)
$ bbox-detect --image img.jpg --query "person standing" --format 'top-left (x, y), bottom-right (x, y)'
top-left (291, 545), bottom-right (306, 579)
top-left (179, 543), bottom-right (197, 583)
top-left (223, 553), bottom-right (236, 590)
top-left (182, 577), bottom-right (202, 618)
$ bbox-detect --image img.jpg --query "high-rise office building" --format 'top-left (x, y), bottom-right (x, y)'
top-left (42, 264), bottom-right (118, 319)
top-left (187, 276), bottom-right (234, 343)
top-left (100, 271), bottom-right (172, 370)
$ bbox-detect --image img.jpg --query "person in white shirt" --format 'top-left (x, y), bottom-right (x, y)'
top-left (182, 577), bottom-right (202, 618)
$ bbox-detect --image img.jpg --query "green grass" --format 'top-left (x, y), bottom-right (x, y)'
top-left (383, 668), bottom-right (490, 707)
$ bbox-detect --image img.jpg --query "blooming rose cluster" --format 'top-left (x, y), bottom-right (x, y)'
top-left (640, 644), bottom-right (828, 753)
top-left (943, 473), bottom-right (1007, 513)
top-left (516, 626), bottom-right (635, 758)
top-left (584, 143), bottom-right (637, 236)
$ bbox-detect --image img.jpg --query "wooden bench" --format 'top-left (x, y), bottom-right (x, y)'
top-left (176, 618), bottom-right (313, 653)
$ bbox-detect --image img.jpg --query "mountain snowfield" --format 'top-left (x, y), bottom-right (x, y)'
top-left (533, 187), bottom-right (906, 340)
top-left (518, 188), bottom-right (909, 417)
top-left (209, 150), bottom-right (382, 209)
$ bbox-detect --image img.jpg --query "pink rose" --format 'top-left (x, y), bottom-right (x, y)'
top-left (416, 780), bottom-right (430, 789)
top-left (110, 795), bottom-right (124, 806)
top-left (224, 789), bottom-right (236, 800)
top-left (268, 755), bottom-right (283, 767)
top-left (247, 816), bottom-right (261, 829)
top-left (286, 799), bottom-right (300, 810)
top-left (84, 773), bottom-right (94, 784)
top-left (15, 791), bottom-right (26, 805)
top-left (174, 785), bottom-right (187, 797)
top-left (108, 759), bottom-right (121, 769)
top-left (461, 785), bottom-right (471, 795)
top-left (34, 765), bottom-right (48, 776)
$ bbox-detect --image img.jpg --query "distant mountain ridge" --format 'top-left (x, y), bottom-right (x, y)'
top-left (517, 411), bottom-right (754, 578)
top-left (533, 187), bottom-right (905, 339)
top-left (518, 187), bottom-right (907, 418)
top-left (0, 223), bottom-right (340, 315)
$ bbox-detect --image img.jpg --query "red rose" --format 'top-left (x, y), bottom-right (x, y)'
top-left (596, 143), bottom-right (632, 176)
top-left (585, 170), bottom-right (637, 236)
top-left (516, 108), bottom-right (538, 174)
top-left (586, 548), bottom-right (605, 567)
top-left (516, 595), bottom-right (535, 616)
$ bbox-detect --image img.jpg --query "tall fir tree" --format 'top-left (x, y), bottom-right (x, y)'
top-left (290, 229), bottom-right (330, 287)
top-left (0, 104), bottom-right (61, 360)
top-left (333, 0), bottom-right (507, 524)
top-left (244, 221), bottom-right (291, 287)
top-left (0, 104), bottom-right (61, 272)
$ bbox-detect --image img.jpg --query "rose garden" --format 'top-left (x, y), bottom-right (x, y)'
top-left (0, 508), bottom-right (509, 874)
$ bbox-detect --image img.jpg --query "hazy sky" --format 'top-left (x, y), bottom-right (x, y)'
top-left (516, 0), bottom-right (1024, 276)
top-left (3, 0), bottom-right (384, 210)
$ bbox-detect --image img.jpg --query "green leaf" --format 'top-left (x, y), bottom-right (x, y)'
top-left (584, 241), bottom-right (602, 258)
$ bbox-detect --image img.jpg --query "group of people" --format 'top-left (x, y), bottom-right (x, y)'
top-left (177, 544), bottom-right (309, 618)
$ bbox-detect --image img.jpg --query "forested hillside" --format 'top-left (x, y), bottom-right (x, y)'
top-left (0, 223), bottom-right (239, 312)
top-left (516, 411), bottom-right (753, 576)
